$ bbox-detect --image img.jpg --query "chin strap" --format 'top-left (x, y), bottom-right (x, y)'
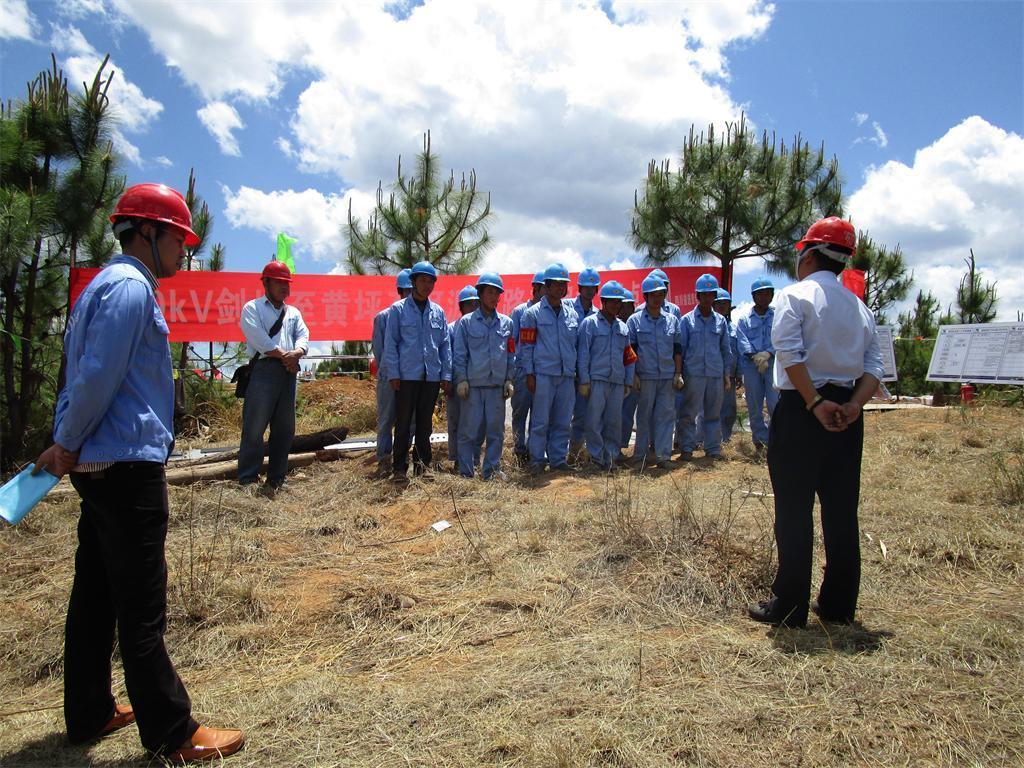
top-left (147, 226), bottom-right (164, 280)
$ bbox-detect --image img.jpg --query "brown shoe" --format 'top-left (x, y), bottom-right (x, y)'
top-left (166, 725), bottom-right (245, 763)
top-left (99, 703), bottom-right (136, 738)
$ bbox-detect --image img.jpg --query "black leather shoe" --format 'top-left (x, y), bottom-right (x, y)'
top-left (811, 600), bottom-right (855, 624)
top-left (747, 599), bottom-right (806, 628)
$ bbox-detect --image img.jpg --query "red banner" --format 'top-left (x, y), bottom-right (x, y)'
top-left (842, 269), bottom-right (866, 301)
top-left (69, 266), bottom-right (726, 342)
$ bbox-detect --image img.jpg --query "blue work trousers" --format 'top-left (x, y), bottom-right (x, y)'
top-left (571, 389), bottom-right (587, 447)
top-left (740, 360), bottom-right (779, 446)
top-left (457, 386), bottom-right (505, 478)
top-left (376, 374), bottom-right (396, 460)
top-left (635, 378), bottom-right (675, 463)
top-left (528, 374), bottom-right (574, 469)
top-left (585, 380), bottom-right (624, 468)
top-left (238, 358), bottom-right (297, 486)
top-left (680, 376), bottom-right (724, 456)
top-left (510, 372), bottom-right (532, 456)
top-left (621, 389), bottom-right (639, 453)
top-left (447, 394), bottom-right (461, 461)
top-left (697, 382), bottom-right (737, 443)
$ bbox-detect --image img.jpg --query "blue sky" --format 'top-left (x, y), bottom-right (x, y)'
top-left (2, 0), bottom-right (1022, 323)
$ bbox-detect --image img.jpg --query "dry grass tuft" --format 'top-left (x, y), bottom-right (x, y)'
top-left (2, 406), bottom-right (1023, 766)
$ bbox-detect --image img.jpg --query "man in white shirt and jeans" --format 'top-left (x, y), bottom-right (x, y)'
top-left (238, 261), bottom-right (309, 492)
top-left (748, 217), bottom-right (884, 629)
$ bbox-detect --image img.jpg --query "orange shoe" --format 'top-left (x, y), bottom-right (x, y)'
top-left (99, 703), bottom-right (136, 737)
top-left (166, 725), bottom-right (245, 763)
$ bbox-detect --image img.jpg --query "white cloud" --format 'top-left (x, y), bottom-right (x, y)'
top-left (848, 116), bottom-right (1024, 320)
top-left (0, 0), bottom-right (35, 40)
top-left (49, 24), bottom-right (163, 166)
top-left (854, 112), bottom-right (869, 126)
top-left (197, 101), bottom-right (244, 156)
top-left (870, 121), bottom-right (888, 148)
top-left (221, 185), bottom-right (377, 264)
top-left (154, 155), bottom-right (173, 168)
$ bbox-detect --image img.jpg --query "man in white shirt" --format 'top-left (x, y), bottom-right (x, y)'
top-left (237, 261), bottom-right (309, 492)
top-left (748, 217), bottom-right (884, 629)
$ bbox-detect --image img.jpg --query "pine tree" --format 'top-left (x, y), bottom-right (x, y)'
top-left (345, 131), bottom-right (492, 275)
top-left (953, 249), bottom-right (997, 324)
top-left (852, 231), bottom-right (913, 324)
top-left (631, 113), bottom-right (843, 290)
top-left (0, 55), bottom-right (124, 472)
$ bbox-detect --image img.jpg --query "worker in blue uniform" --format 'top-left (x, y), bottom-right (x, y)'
top-left (618, 289), bottom-right (639, 461)
top-left (519, 263), bottom-right (579, 475)
top-left (509, 272), bottom-right (545, 463)
top-left (446, 285), bottom-right (480, 467)
top-left (637, 268), bottom-right (682, 318)
top-left (697, 288), bottom-right (739, 444)
top-left (677, 273), bottom-right (733, 460)
top-left (569, 267), bottom-right (601, 458)
top-left (627, 275), bottom-right (683, 469)
top-left (736, 278), bottom-right (778, 451)
top-left (372, 269), bottom-right (413, 476)
top-left (577, 281), bottom-right (636, 470)
top-left (452, 273), bottom-right (514, 480)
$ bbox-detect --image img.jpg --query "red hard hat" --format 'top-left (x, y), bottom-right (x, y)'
top-left (795, 216), bottom-right (856, 253)
top-left (110, 183), bottom-right (200, 246)
top-left (261, 261), bottom-right (293, 282)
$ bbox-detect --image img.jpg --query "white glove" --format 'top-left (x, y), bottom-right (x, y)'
top-left (503, 380), bottom-right (514, 399)
top-left (673, 373), bottom-right (684, 391)
top-left (756, 359), bottom-right (769, 374)
top-left (752, 351), bottom-right (771, 374)
top-left (632, 376), bottom-right (642, 394)
top-left (456, 381), bottom-right (470, 399)
top-left (578, 382), bottom-right (591, 398)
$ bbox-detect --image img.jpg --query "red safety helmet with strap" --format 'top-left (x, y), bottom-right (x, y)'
top-left (109, 184), bottom-right (200, 246)
top-left (261, 261), bottom-right (293, 282)
top-left (795, 216), bottom-right (856, 253)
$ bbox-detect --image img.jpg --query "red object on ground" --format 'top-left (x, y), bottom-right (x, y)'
top-left (960, 383), bottom-right (976, 403)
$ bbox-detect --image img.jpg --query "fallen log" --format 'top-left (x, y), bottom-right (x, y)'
top-left (180, 425), bottom-right (349, 466)
top-left (165, 449), bottom-right (344, 486)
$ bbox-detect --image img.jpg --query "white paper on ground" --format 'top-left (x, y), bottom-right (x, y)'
top-left (431, 520), bottom-right (452, 532)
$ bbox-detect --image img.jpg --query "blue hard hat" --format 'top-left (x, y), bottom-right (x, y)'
top-left (411, 260), bottom-right (438, 279)
top-left (457, 285), bottom-right (479, 303)
top-left (649, 268), bottom-right (669, 286)
top-left (476, 272), bottom-right (504, 293)
top-left (531, 270), bottom-right (546, 285)
top-left (695, 273), bottom-right (719, 293)
top-left (642, 275), bottom-right (668, 294)
top-left (715, 288), bottom-right (731, 302)
top-left (751, 277), bottom-right (775, 294)
top-left (599, 280), bottom-right (625, 300)
top-left (622, 288), bottom-right (635, 304)
top-left (397, 269), bottom-right (413, 290)
top-left (578, 267), bottom-right (601, 287)
top-left (544, 262), bottom-right (570, 282)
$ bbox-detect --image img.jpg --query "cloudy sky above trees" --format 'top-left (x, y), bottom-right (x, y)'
top-left (2, 0), bottom-right (1021, 320)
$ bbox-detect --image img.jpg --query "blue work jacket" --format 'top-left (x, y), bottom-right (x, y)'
top-left (636, 299), bottom-right (682, 319)
top-left (736, 307), bottom-right (775, 359)
top-left (679, 306), bottom-right (733, 378)
top-left (453, 309), bottom-right (514, 387)
top-left (383, 296), bottom-right (452, 382)
top-left (510, 299), bottom-right (539, 377)
top-left (725, 320), bottom-right (739, 376)
top-left (54, 255), bottom-right (174, 464)
top-left (570, 297), bottom-right (598, 322)
top-left (578, 312), bottom-right (635, 386)
top-left (519, 298), bottom-right (579, 377)
top-left (627, 309), bottom-right (680, 380)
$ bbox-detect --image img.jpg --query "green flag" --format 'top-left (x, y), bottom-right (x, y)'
top-left (276, 233), bottom-right (298, 273)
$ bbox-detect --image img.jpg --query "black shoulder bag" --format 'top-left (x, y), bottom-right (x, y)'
top-left (232, 307), bottom-right (286, 398)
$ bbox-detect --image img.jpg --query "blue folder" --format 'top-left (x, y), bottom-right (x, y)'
top-left (0, 464), bottom-right (60, 525)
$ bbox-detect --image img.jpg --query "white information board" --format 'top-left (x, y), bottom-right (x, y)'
top-left (926, 322), bottom-right (1024, 384)
top-left (876, 325), bottom-right (897, 382)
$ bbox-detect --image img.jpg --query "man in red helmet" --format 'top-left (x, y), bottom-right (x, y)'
top-left (237, 260), bottom-right (309, 493)
top-left (33, 184), bottom-right (244, 761)
top-left (748, 217), bottom-right (884, 629)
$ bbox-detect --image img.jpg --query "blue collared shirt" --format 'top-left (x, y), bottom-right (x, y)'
top-left (54, 255), bottom-right (174, 464)
top-left (453, 309), bottom-right (514, 386)
top-left (578, 312), bottom-right (634, 386)
top-left (772, 271), bottom-right (885, 389)
top-left (510, 299), bottom-right (539, 377)
top-left (570, 296), bottom-right (598, 322)
top-left (736, 307), bottom-right (775, 358)
top-left (383, 296), bottom-right (452, 382)
top-left (519, 298), bottom-right (579, 377)
top-left (627, 308), bottom-right (680, 380)
top-left (240, 296), bottom-right (309, 355)
top-left (636, 299), bottom-right (682, 319)
top-left (678, 306), bottom-right (733, 378)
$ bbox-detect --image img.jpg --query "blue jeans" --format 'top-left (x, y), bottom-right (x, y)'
top-left (528, 374), bottom-right (574, 468)
top-left (238, 358), bottom-right (296, 486)
top-left (510, 372), bottom-right (532, 456)
top-left (635, 378), bottom-right (675, 463)
top-left (680, 376), bottom-right (724, 456)
top-left (584, 380), bottom-right (625, 467)
top-left (740, 359), bottom-right (779, 446)
top-left (458, 386), bottom-right (505, 478)
top-left (376, 374), bottom-right (396, 460)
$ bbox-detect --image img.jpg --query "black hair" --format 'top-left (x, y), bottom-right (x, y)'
top-left (806, 244), bottom-right (851, 275)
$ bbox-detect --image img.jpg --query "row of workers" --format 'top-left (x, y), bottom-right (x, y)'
top-left (371, 262), bottom-right (780, 479)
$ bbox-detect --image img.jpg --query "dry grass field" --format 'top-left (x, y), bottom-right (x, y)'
top-left (1, 403), bottom-right (1022, 767)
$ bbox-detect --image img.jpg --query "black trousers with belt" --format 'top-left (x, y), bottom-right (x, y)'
top-left (392, 380), bottom-right (441, 474)
top-left (766, 385), bottom-right (863, 624)
top-left (66, 462), bottom-right (198, 753)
